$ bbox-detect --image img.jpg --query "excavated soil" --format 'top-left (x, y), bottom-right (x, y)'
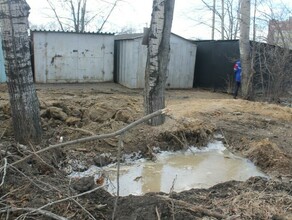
top-left (0, 83), bottom-right (291, 220)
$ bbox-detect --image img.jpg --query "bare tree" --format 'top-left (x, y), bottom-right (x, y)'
top-left (251, 0), bottom-right (292, 101)
top-left (252, 42), bottom-right (292, 101)
top-left (239, 0), bottom-right (252, 98)
top-left (0, 0), bottom-right (42, 144)
top-left (144, 0), bottom-right (175, 126)
top-left (46, 0), bottom-right (65, 31)
top-left (212, 0), bottom-right (216, 40)
top-left (221, 0), bottom-right (225, 40)
top-left (196, 0), bottom-right (241, 40)
top-left (45, 0), bottom-right (120, 32)
top-left (264, 0), bottom-right (292, 49)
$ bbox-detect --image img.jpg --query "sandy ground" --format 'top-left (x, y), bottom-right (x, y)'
top-left (0, 83), bottom-right (291, 219)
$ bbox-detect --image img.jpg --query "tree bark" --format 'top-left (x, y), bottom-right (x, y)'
top-left (221, 0), bottom-right (224, 40)
top-left (239, 0), bottom-right (252, 98)
top-left (0, 0), bottom-right (42, 144)
top-left (144, 0), bottom-right (175, 126)
top-left (212, 0), bottom-right (216, 40)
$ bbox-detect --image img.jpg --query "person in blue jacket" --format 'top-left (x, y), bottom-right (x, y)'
top-left (233, 60), bottom-right (242, 99)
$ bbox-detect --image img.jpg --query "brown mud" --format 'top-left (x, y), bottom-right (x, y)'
top-left (0, 83), bottom-right (291, 219)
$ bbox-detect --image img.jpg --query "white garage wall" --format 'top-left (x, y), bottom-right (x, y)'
top-left (33, 31), bottom-right (114, 83)
top-left (115, 34), bottom-right (197, 89)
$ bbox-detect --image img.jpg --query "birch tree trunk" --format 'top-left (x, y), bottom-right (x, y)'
top-left (0, 0), bottom-right (42, 144)
top-left (239, 0), bottom-right (252, 98)
top-left (144, 0), bottom-right (175, 126)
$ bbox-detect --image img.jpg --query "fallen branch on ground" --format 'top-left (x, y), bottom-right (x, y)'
top-left (14, 185), bottom-right (106, 219)
top-left (70, 197), bottom-right (97, 220)
top-left (157, 195), bottom-right (227, 219)
top-left (5, 108), bottom-right (169, 169)
top-left (0, 126), bottom-right (7, 140)
top-left (65, 127), bottom-right (95, 136)
top-left (155, 206), bottom-right (161, 220)
top-left (0, 158), bottom-right (7, 187)
top-left (0, 207), bottom-right (68, 220)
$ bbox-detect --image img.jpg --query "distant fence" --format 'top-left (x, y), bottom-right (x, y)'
top-left (193, 40), bottom-right (239, 91)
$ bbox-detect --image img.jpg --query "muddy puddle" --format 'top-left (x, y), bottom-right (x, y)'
top-left (70, 141), bottom-right (267, 196)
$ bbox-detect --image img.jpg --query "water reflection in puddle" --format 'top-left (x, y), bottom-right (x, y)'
top-left (70, 141), bottom-right (266, 196)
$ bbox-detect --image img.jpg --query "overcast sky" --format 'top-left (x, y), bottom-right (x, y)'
top-left (26, 0), bottom-right (292, 40)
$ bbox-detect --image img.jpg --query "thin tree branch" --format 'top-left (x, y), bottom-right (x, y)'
top-left (71, 197), bottom-right (96, 220)
top-left (0, 185), bottom-right (27, 201)
top-left (0, 126), bottom-right (6, 140)
top-left (65, 127), bottom-right (95, 135)
top-left (9, 165), bottom-right (53, 191)
top-left (0, 207), bottom-right (68, 220)
top-left (16, 185), bottom-right (106, 219)
top-left (201, 0), bottom-right (222, 18)
top-left (70, 0), bottom-right (78, 32)
top-left (46, 0), bottom-right (65, 31)
top-left (157, 195), bottom-right (227, 219)
top-left (4, 109), bottom-right (169, 169)
top-left (97, 0), bottom-right (119, 32)
top-left (80, 0), bottom-right (87, 32)
top-left (0, 158), bottom-right (7, 187)
top-left (84, 12), bottom-right (102, 26)
top-left (155, 206), bottom-right (161, 220)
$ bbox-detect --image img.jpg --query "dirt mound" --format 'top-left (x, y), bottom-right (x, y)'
top-left (172, 177), bottom-right (292, 220)
top-left (156, 117), bottom-right (214, 151)
top-left (246, 139), bottom-right (292, 176)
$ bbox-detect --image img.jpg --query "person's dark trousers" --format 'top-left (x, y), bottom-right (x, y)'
top-left (234, 81), bottom-right (241, 98)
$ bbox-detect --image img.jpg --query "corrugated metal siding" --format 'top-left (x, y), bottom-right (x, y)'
top-left (115, 38), bottom-right (147, 88)
top-left (115, 34), bottom-right (196, 89)
top-left (136, 39), bottom-right (148, 88)
top-left (33, 31), bottom-right (114, 83)
top-left (167, 35), bottom-right (197, 88)
top-left (0, 38), bottom-right (6, 83)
